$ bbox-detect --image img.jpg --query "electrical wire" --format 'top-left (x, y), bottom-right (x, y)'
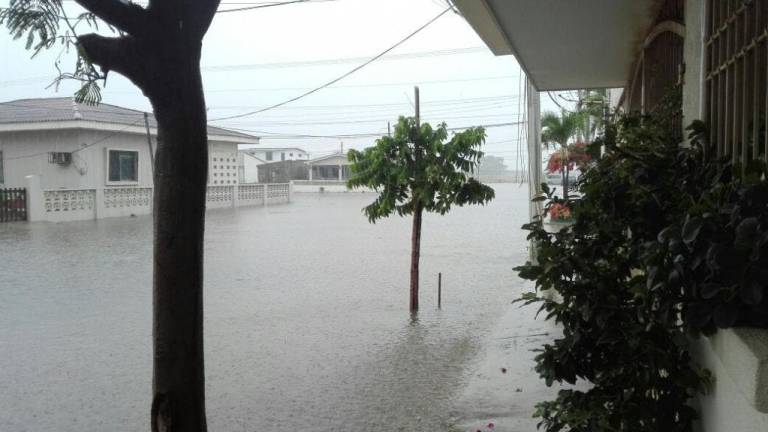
top-left (216, 0), bottom-right (336, 13)
top-left (210, 6), bottom-right (454, 121)
top-left (225, 121), bottom-right (524, 140)
top-left (201, 47), bottom-right (487, 72)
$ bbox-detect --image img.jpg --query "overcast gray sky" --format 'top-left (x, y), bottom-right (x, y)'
top-left (0, 0), bottom-right (554, 171)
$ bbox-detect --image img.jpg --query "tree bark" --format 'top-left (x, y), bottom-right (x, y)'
top-left (410, 202), bottom-right (423, 311)
top-left (74, 1), bottom-right (219, 430)
top-left (148, 52), bottom-right (209, 432)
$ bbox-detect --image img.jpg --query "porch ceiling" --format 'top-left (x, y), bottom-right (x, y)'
top-left (452, 0), bottom-right (658, 91)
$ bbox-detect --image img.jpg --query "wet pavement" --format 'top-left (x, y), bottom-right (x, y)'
top-left (0, 183), bottom-right (555, 431)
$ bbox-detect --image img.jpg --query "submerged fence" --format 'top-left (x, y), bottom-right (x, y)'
top-left (23, 175), bottom-right (291, 223)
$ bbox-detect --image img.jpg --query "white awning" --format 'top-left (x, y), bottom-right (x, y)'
top-left (452, 0), bottom-right (658, 90)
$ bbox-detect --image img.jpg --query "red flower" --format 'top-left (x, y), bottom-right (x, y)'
top-left (549, 203), bottom-right (572, 221)
top-left (488, 422), bottom-right (495, 429)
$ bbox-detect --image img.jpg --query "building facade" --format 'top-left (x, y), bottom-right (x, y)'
top-left (0, 98), bottom-right (293, 222)
top-left (242, 147), bottom-right (308, 162)
top-left (0, 98), bottom-right (260, 190)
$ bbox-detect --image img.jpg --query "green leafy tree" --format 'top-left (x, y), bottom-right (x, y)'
top-left (348, 116), bottom-right (495, 311)
top-left (2, 1), bottom-right (220, 430)
top-left (575, 89), bottom-right (608, 145)
top-left (541, 110), bottom-right (581, 200)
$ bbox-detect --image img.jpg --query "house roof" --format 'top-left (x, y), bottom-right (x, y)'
top-left (239, 151), bottom-right (267, 164)
top-left (308, 152), bottom-right (350, 165)
top-left (452, 0), bottom-right (658, 90)
top-left (244, 147), bottom-right (308, 153)
top-left (0, 97), bottom-right (260, 143)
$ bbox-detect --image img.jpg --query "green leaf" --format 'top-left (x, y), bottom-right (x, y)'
top-left (700, 283), bottom-right (722, 299)
top-left (682, 216), bottom-right (704, 245)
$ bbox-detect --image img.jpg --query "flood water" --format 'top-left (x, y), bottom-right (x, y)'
top-left (0, 183), bottom-right (534, 431)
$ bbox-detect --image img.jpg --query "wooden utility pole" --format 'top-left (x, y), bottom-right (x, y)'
top-left (410, 86), bottom-right (422, 312)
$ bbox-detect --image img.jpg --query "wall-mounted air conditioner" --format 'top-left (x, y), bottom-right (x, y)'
top-left (48, 152), bottom-right (72, 166)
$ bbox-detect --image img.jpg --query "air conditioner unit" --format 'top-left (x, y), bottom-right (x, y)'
top-left (48, 152), bottom-right (72, 166)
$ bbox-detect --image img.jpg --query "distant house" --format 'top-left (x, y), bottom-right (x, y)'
top-left (307, 152), bottom-right (350, 181)
top-left (237, 151), bottom-right (266, 184)
top-left (242, 147), bottom-right (308, 162)
top-left (257, 160), bottom-right (309, 183)
top-left (0, 98), bottom-right (260, 189)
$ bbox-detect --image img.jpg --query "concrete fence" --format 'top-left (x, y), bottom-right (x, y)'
top-left (25, 175), bottom-right (291, 223)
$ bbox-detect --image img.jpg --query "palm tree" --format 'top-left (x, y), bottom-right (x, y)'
top-left (541, 110), bottom-right (580, 200)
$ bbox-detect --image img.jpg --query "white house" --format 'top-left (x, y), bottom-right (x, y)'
top-left (237, 150), bottom-right (266, 184)
top-left (0, 97), bottom-right (260, 189)
top-left (0, 98), bottom-right (296, 222)
top-left (242, 147), bottom-right (308, 162)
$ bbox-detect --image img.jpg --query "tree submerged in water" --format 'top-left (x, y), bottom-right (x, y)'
top-left (347, 116), bottom-right (495, 311)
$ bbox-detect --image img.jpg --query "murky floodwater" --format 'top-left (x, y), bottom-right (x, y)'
top-left (0, 183), bottom-right (533, 432)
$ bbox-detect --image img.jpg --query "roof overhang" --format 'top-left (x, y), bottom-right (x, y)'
top-left (308, 153), bottom-right (350, 165)
top-left (0, 120), bottom-right (261, 145)
top-left (452, 0), bottom-right (658, 91)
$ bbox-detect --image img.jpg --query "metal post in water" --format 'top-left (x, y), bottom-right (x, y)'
top-left (438, 272), bottom-right (442, 309)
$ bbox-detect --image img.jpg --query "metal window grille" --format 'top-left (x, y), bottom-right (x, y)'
top-left (705, 0), bottom-right (768, 163)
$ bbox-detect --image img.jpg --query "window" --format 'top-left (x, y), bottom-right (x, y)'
top-left (705, 0), bottom-right (768, 163)
top-left (290, 153), bottom-right (294, 158)
top-left (265, 151), bottom-right (273, 161)
top-left (281, 152), bottom-right (286, 161)
top-left (108, 150), bottom-right (138, 182)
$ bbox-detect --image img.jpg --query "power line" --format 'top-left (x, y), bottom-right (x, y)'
top-left (217, 112), bottom-right (522, 127)
top-left (0, 0), bottom-right (337, 22)
top-left (216, 0), bottom-right (337, 13)
top-left (229, 121), bottom-right (524, 140)
top-left (201, 47), bottom-right (486, 72)
top-left (208, 94), bottom-right (517, 112)
top-left (201, 74), bottom-right (518, 93)
top-left (210, 6), bottom-right (454, 122)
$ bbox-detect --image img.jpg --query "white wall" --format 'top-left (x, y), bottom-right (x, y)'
top-left (238, 152), bottom-right (263, 183)
top-left (209, 141), bottom-right (239, 185)
top-left (0, 129), bottom-right (154, 190)
top-left (246, 148), bottom-right (308, 162)
top-left (1, 128), bottom-right (238, 189)
top-left (1, 129), bottom-right (85, 188)
top-left (692, 329), bottom-right (768, 432)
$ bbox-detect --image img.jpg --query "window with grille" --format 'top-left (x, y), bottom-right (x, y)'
top-left (107, 149), bottom-right (139, 183)
top-left (705, 0), bottom-right (768, 163)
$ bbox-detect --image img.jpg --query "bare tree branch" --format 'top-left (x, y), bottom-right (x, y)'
top-left (77, 34), bottom-right (145, 85)
top-left (73, 0), bottom-right (147, 35)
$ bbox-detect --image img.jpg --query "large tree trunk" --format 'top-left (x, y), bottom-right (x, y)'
top-left (410, 203), bottom-right (423, 311)
top-left (149, 50), bottom-right (209, 432)
top-left (73, 2), bottom-right (220, 430)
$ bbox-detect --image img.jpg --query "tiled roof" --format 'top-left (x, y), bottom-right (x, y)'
top-left (0, 97), bottom-right (258, 140)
